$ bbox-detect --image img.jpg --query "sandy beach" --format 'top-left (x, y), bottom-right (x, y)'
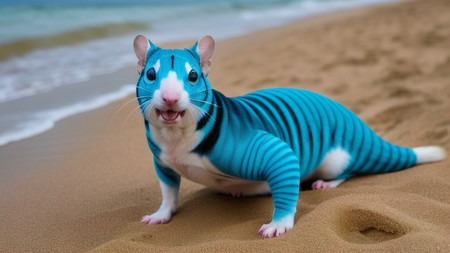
top-left (1, 0), bottom-right (450, 252)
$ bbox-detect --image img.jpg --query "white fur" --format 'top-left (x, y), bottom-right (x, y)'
top-left (305, 147), bottom-right (351, 181)
top-left (154, 59), bottom-right (161, 73)
top-left (159, 72), bottom-right (186, 103)
top-left (259, 215), bottom-right (294, 238)
top-left (185, 62), bottom-right (192, 74)
top-left (149, 71), bottom-right (190, 123)
top-left (141, 181), bottom-right (178, 224)
top-left (413, 146), bottom-right (446, 164)
top-left (311, 179), bottom-right (345, 190)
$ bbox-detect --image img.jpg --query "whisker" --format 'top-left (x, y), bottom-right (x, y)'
top-left (112, 95), bottom-right (153, 121)
top-left (186, 107), bottom-right (197, 121)
top-left (190, 99), bottom-right (220, 108)
top-left (190, 88), bottom-right (211, 97)
top-left (191, 103), bottom-right (215, 123)
top-left (136, 86), bottom-right (155, 94)
top-left (112, 97), bottom-right (139, 120)
top-left (188, 107), bottom-right (205, 122)
top-left (121, 108), bottom-right (140, 130)
top-left (121, 100), bottom-right (151, 130)
top-left (135, 96), bottom-right (154, 101)
top-left (144, 103), bottom-right (155, 120)
top-left (190, 106), bottom-right (205, 122)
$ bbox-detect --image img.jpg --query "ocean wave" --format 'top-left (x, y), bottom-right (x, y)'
top-left (0, 85), bottom-right (136, 147)
top-left (0, 22), bottom-right (149, 61)
top-left (0, 33), bottom-right (138, 103)
top-left (240, 0), bottom-right (391, 20)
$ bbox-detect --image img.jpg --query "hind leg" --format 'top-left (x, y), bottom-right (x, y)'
top-left (311, 179), bottom-right (345, 190)
top-left (307, 147), bottom-right (351, 190)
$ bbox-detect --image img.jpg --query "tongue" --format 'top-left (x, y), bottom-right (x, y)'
top-left (161, 110), bottom-right (180, 121)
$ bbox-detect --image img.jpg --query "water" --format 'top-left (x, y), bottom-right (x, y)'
top-left (0, 0), bottom-right (392, 146)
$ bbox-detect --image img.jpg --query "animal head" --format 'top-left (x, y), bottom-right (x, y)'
top-left (133, 35), bottom-right (215, 129)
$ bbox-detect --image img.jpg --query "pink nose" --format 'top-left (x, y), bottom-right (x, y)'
top-left (163, 95), bottom-right (179, 106)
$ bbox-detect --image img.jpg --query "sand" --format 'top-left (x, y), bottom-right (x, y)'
top-left (1, 0), bottom-right (450, 252)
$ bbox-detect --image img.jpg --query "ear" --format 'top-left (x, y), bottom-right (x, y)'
top-left (193, 35), bottom-right (215, 76)
top-left (133, 34), bottom-right (155, 74)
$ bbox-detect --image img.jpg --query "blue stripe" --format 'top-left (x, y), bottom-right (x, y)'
top-left (195, 92), bottom-right (215, 130)
top-left (193, 91), bottom-right (223, 154)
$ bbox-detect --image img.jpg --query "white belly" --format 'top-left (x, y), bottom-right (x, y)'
top-left (159, 152), bottom-right (270, 196)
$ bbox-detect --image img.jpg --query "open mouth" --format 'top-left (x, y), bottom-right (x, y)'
top-left (155, 108), bottom-right (186, 123)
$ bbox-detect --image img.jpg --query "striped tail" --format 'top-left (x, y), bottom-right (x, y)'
top-left (348, 139), bottom-right (446, 177)
top-left (413, 146), bottom-right (446, 165)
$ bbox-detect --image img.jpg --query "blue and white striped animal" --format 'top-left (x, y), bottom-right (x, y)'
top-left (133, 35), bottom-right (446, 238)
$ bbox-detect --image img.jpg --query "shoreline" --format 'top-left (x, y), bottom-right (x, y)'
top-left (2, 0), bottom-right (450, 252)
top-left (0, 22), bottom-right (150, 61)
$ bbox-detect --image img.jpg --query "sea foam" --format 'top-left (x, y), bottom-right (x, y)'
top-left (0, 85), bottom-right (135, 146)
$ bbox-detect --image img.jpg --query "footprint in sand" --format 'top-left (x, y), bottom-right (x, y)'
top-left (335, 209), bottom-right (408, 244)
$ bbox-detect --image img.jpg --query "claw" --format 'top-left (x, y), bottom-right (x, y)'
top-left (258, 216), bottom-right (294, 238)
top-left (140, 211), bottom-right (171, 225)
top-left (311, 179), bottom-right (345, 190)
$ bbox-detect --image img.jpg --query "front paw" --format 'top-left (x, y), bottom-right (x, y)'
top-left (258, 216), bottom-right (294, 238)
top-left (141, 210), bottom-right (172, 225)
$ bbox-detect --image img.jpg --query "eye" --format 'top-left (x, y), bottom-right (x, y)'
top-left (188, 69), bottom-right (198, 83)
top-left (146, 67), bottom-right (156, 82)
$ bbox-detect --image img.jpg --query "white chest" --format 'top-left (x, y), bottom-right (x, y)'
top-left (159, 149), bottom-right (238, 188)
top-left (151, 125), bottom-right (235, 188)
top-left (158, 148), bottom-right (271, 197)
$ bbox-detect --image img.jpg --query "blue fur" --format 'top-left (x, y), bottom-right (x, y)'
top-left (137, 41), bottom-right (417, 222)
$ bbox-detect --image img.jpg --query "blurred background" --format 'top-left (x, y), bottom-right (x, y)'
top-left (0, 0), bottom-right (390, 147)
